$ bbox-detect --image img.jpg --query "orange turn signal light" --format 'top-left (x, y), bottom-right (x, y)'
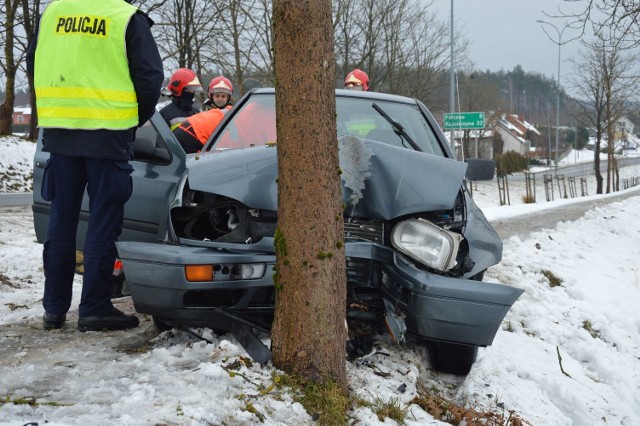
top-left (185, 265), bottom-right (213, 282)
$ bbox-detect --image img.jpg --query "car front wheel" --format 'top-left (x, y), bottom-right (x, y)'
top-left (425, 340), bottom-right (478, 376)
top-left (152, 316), bottom-right (173, 331)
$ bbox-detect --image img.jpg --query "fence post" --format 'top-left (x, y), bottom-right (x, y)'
top-left (497, 174), bottom-right (510, 206)
top-left (580, 177), bottom-right (588, 196)
top-left (524, 171), bottom-right (536, 203)
top-left (556, 174), bottom-right (567, 199)
top-left (543, 173), bottom-right (554, 201)
top-left (567, 177), bottom-right (576, 198)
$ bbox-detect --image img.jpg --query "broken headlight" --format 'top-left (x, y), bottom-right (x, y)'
top-left (391, 219), bottom-right (462, 272)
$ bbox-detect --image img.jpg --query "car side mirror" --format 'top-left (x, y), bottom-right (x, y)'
top-left (465, 158), bottom-right (495, 181)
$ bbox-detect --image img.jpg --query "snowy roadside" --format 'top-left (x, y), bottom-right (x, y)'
top-left (0, 136), bottom-right (35, 193)
top-left (2, 195), bottom-right (639, 425)
top-left (2, 136), bottom-right (640, 425)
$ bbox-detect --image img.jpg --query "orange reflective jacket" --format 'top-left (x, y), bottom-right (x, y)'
top-left (177, 109), bottom-right (225, 145)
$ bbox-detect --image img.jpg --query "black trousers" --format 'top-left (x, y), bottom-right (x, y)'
top-left (41, 153), bottom-right (133, 317)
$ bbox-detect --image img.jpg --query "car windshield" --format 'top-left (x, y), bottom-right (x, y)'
top-left (211, 92), bottom-right (446, 156)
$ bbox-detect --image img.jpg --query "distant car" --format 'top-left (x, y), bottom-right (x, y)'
top-left (33, 88), bottom-right (522, 375)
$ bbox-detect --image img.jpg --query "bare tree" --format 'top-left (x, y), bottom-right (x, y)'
top-left (148, 0), bottom-right (223, 99)
top-left (271, 0), bottom-right (347, 385)
top-left (211, 0), bottom-right (274, 95)
top-left (570, 34), bottom-right (640, 193)
top-left (333, 0), bottom-right (360, 82)
top-left (0, 0), bottom-right (22, 135)
top-left (19, 0), bottom-right (43, 140)
top-left (392, 2), bottom-right (468, 105)
top-left (333, 0), bottom-right (467, 106)
top-left (564, 0), bottom-right (640, 49)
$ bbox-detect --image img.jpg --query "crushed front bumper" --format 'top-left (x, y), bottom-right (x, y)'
top-left (117, 239), bottom-right (522, 346)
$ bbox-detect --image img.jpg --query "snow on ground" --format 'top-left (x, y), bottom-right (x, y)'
top-left (0, 135), bottom-right (35, 193)
top-left (1, 136), bottom-right (640, 425)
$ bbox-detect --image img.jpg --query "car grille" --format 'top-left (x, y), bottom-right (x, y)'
top-left (344, 218), bottom-right (384, 244)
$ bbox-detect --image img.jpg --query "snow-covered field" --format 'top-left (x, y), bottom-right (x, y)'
top-left (1, 136), bottom-right (640, 425)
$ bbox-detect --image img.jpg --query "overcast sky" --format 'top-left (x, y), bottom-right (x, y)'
top-left (432, 0), bottom-right (590, 84)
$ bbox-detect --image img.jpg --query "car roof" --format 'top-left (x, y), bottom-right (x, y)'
top-left (249, 87), bottom-right (419, 105)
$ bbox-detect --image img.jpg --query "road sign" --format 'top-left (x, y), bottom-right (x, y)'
top-left (443, 112), bottom-right (485, 130)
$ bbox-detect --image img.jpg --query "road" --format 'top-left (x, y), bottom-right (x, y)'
top-left (0, 192), bottom-right (32, 207)
top-left (489, 184), bottom-right (640, 239)
top-left (505, 156), bottom-right (640, 181)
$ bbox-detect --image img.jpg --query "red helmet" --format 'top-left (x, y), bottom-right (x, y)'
top-left (208, 76), bottom-right (233, 96)
top-left (344, 69), bottom-right (369, 91)
top-left (166, 68), bottom-right (203, 96)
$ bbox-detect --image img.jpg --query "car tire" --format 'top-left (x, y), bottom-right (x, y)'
top-left (425, 340), bottom-right (478, 376)
top-left (421, 269), bottom-right (483, 375)
top-left (152, 316), bottom-right (173, 332)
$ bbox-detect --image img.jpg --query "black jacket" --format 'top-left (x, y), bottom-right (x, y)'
top-left (26, 9), bottom-right (164, 161)
top-left (159, 93), bottom-right (200, 129)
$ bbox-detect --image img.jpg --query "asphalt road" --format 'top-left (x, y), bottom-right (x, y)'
top-left (506, 156), bottom-right (640, 181)
top-left (490, 184), bottom-right (640, 240)
top-left (0, 192), bottom-right (32, 207)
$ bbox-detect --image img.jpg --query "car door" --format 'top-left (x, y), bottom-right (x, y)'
top-left (32, 111), bottom-right (187, 247)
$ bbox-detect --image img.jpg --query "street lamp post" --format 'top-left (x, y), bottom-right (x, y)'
top-left (449, 0), bottom-right (456, 157)
top-left (536, 19), bottom-right (573, 176)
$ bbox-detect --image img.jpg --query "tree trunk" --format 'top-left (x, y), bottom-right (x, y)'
top-left (613, 157), bottom-right (619, 192)
top-left (594, 137), bottom-right (603, 194)
top-left (0, 85), bottom-right (15, 136)
top-left (271, 0), bottom-right (347, 386)
top-left (21, 0), bottom-right (41, 140)
top-left (0, 0), bottom-right (20, 136)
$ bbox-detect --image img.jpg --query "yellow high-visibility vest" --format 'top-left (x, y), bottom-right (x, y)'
top-left (34, 0), bottom-right (139, 130)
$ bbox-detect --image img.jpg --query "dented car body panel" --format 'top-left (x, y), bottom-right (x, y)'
top-left (187, 139), bottom-right (467, 221)
top-left (33, 88), bottom-right (522, 357)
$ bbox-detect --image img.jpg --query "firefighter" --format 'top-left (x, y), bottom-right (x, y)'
top-left (173, 108), bottom-right (226, 153)
top-left (159, 68), bottom-right (203, 130)
top-left (203, 76), bottom-right (234, 111)
top-left (27, 0), bottom-right (163, 331)
top-left (344, 69), bottom-right (370, 91)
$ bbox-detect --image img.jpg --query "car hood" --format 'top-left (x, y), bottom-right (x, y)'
top-left (187, 136), bottom-right (467, 220)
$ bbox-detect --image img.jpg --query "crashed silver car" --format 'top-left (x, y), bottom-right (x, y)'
top-left (33, 88), bottom-right (522, 375)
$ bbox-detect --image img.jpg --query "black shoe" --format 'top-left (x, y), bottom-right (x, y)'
top-left (43, 312), bottom-right (66, 329)
top-left (77, 307), bottom-right (139, 332)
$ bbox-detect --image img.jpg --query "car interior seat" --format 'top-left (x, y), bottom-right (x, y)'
top-left (365, 128), bottom-right (403, 147)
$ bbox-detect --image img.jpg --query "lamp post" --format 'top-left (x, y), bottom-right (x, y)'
top-left (449, 0), bottom-right (456, 156)
top-left (536, 19), bottom-right (572, 176)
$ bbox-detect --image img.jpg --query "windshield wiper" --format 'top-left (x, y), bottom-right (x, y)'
top-left (371, 103), bottom-right (420, 151)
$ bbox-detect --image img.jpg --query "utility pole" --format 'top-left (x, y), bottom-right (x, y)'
top-left (536, 19), bottom-right (578, 176)
top-left (449, 0), bottom-right (455, 157)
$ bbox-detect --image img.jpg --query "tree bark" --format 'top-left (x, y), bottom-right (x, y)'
top-left (271, 0), bottom-right (347, 386)
top-left (0, 0), bottom-right (20, 136)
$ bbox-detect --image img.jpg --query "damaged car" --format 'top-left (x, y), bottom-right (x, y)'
top-left (33, 88), bottom-right (523, 375)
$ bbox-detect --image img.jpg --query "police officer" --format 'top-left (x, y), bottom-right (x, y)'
top-left (27, 0), bottom-right (163, 331)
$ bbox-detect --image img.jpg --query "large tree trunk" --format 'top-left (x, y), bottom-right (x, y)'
top-left (271, 0), bottom-right (347, 386)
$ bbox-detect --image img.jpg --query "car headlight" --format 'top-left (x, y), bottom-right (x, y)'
top-left (391, 219), bottom-right (462, 272)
